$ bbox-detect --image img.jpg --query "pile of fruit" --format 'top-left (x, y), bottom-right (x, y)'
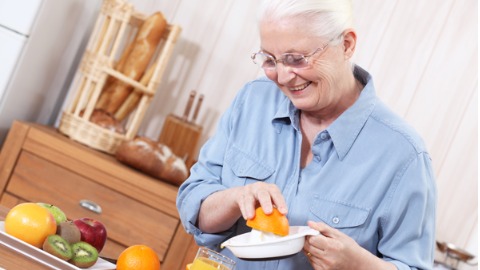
top-left (4, 202), bottom-right (107, 268)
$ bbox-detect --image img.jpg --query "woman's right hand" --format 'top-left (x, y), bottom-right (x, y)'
top-left (197, 182), bottom-right (287, 233)
top-left (238, 182), bottom-right (288, 220)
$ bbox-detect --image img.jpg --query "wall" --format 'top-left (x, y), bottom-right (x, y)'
top-left (61, 0), bottom-right (477, 268)
top-left (0, 0), bottom-right (102, 143)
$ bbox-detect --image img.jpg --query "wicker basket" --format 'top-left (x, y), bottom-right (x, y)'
top-left (59, 0), bottom-right (181, 154)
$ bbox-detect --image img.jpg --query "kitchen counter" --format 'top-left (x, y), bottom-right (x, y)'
top-left (0, 121), bottom-right (198, 269)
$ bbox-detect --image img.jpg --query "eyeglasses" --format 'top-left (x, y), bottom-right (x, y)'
top-left (251, 41), bottom-right (330, 70)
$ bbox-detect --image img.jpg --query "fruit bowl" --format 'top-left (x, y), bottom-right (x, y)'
top-left (221, 226), bottom-right (319, 259)
top-left (0, 221), bottom-right (115, 270)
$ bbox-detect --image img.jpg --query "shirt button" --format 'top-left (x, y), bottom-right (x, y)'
top-left (332, 217), bottom-right (340, 224)
top-left (320, 133), bottom-right (329, 140)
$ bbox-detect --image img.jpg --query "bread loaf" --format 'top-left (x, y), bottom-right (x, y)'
top-left (81, 108), bottom-right (126, 134)
top-left (96, 41), bottom-right (135, 108)
top-left (97, 12), bottom-right (167, 114)
top-left (114, 59), bottom-right (156, 121)
top-left (115, 136), bottom-right (188, 185)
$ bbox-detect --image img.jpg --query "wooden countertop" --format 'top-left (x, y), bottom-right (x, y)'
top-left (0, 205), bottom-right (6, 217)
top-left (0, 205), bottom-right (55, 269)
top-left (0, 122), bottom-right (198, 270)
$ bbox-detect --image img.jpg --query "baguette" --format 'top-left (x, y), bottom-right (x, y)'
top-left (114, 59), bottom-right (156, 121)
top-left (96, 41), bottom-right (135, 109)
top-left (97, 12), bottom-right (167, 114)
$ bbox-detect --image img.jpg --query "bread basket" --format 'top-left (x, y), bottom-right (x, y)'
top-left (59, 0), bottom-right (181, 154)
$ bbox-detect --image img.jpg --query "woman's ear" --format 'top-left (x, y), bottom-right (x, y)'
top-left (342, 29), bottom-right (357, 60)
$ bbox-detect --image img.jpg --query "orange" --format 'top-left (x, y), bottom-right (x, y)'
top-left (116, 244), bottom-right (161, 270)
top-left (246, 206), bottom-right (289, 236)
top-left (4, 202), bottom-right (57, 248)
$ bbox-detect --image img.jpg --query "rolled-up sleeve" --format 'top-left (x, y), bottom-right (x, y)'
top-left (176, 99), bottom-right (237, 246)
top-left (380, 152), bottom-right (437, 269)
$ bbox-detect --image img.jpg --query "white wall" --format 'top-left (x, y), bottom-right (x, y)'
top-left (60, 0), bottom-right (478, 268)
top-left (0, 0), bottom-right (102, 143)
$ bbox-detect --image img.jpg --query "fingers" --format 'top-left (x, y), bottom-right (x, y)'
top-left (303, 241), bottom-right (325, 267)
top-left (304, 249), bottom-right (314, 264)
top-left (305, 221), bottom-right (363, 269)
top-left (239, 182), bottom-right (288, 219)
top-left (270, 187), bottom-right (288, 214)
top-left (304, 221), bottom-right (334, 255)
top-left (237, 193), bottom-right (250, 220)
top-left (238, 186), bottom-right (257, 219)
top-left (307, 220), bottom-right (338, 238)
top-left (304, 243), bottom-right (325, 257)
top-left (256, 189), bottom-right (274, 214)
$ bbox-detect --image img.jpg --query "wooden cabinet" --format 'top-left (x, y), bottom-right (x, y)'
top-left (0, 121), bottom-right (198, 269)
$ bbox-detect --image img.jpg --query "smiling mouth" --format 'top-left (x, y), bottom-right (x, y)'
top-left (290, 82), bottom-right (311, 91)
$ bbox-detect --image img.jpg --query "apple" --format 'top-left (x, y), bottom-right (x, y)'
top-left (73, 218), bottom-right (107, 252)
top-left (37, 202), bottom-right (67, 225)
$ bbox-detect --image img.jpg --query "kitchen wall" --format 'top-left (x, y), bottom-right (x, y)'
top-left (15, 0), bottom-right (480, 268)
top-left (0, 0), bottom-right (101, 143)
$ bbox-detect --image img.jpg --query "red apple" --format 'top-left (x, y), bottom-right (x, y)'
top-left (73, 218), bottom-right (107, 252)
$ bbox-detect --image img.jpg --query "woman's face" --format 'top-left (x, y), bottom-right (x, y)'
top-left (259, 17), bottom-right (352, 115)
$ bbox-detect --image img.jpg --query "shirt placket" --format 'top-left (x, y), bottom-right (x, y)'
top-left (312, 131), bottom-right (333, 167)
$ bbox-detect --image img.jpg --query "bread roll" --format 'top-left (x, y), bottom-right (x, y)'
top-left (81, 108), bottom-right (126, 134)
top-left (97, 12), bottom-right (167, 114)
top-left (115, 136), bottom-right (188, 185)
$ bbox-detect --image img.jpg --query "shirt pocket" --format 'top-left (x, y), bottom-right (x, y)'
top-left (309, 197), bottom-right (370, 229)
top-left (224, 145), bottom-right (274, 183)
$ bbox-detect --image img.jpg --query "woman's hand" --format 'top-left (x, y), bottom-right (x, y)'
top-left (303, 221), bottom-right (396, 270)
top-left (238, 182), bottom-right (288, 220)
top-left (197, 182), bottom-right (287, 233)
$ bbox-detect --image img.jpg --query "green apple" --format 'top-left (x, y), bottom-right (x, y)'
top-left (37, 202), bottom-right (67, 225)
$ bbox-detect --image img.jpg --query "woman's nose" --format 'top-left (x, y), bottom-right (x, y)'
top-left (275, 63), bottom-right (296, 84)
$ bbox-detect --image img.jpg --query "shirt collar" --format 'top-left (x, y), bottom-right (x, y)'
top-left (272, 65), bottom-right (377, 160)
top-left (328, 65), bottom-right (376, 160)
top-left (272, 97), bottom-right (296, 127)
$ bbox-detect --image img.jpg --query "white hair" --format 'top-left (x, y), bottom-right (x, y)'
top-left (258, 0), bottom-right (353, 43)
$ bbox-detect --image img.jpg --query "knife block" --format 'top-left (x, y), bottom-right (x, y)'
top-left (158, 115), bottom-right (203, 169)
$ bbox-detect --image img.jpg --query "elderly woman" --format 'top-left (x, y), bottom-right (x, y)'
top-left (177, 0), bottom-right (436, 269)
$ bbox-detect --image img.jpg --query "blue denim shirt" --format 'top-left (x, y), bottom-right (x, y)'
top-left (177, 66), bottom-right (436, 270)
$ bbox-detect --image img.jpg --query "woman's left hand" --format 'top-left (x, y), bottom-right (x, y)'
top-left (303, 221), bottom-right (396, 270)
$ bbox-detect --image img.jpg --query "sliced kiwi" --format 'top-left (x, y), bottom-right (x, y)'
top-left (42, 234), bottom-right (73, 261)
top-left (56, 221), bottom-right (81, 244)
top-left (70, 241), bottom-right (99, 268)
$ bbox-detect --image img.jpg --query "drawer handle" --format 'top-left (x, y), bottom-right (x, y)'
top-left (79, 200), bottom-right (102, 214)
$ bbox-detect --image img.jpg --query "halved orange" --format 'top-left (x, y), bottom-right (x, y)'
top-left (246, 207), bottom-right (289, 236)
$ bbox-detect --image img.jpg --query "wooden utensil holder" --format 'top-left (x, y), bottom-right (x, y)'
top-left (59, 0), bottom-right (181, 154)
top-left (158, 91), bottom-right (204, 169)
top-left (158, 115), bottom-right (203, 169)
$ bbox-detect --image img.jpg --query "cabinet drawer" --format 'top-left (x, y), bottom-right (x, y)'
top-left (6, 151), bottom-right (179, 261)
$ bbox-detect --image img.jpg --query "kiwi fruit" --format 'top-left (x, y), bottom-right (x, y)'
top-left (42, 234), bottom-right (73, 261)
top-left (56, 221), bottom-right (81, 244)
top-left (70, 241), bottom-right (99, 268)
